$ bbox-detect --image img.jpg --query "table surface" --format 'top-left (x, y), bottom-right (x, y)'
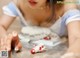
top-left (11, 42), bottom-right (67, 58)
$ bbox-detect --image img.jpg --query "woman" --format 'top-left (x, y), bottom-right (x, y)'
top-left (0, 0), bottom-right (80, 58)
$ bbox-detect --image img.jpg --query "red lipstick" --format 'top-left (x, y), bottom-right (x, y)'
top-left (28, 0), bottom-right (37, 6)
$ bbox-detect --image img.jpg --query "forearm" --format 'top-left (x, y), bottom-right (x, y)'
top-left (69, 36), bottom-right (80, 45)
top-left (0, 25), bottom-right (7, 36)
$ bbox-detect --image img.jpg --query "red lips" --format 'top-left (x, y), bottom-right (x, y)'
top-left (28, 0), bottom-right (37, 6)
top-left (29, 0), bottom-right (35, 2)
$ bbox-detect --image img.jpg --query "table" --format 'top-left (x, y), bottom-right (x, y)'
top-left (11, 41), bottom-right (67, 58)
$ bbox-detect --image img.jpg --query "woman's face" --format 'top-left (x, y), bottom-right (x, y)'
top-left (24, 0), bottom-right (47, 9)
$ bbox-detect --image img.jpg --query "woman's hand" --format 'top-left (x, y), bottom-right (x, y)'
top-left (0, 31), bottom-right (22, 52)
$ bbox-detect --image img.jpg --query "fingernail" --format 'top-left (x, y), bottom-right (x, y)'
top-left (12, 31), bottom-right (18, 37)
top-left (15, 47), bottom-right (19, 51)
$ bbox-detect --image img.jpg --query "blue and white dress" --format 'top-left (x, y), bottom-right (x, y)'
top-left (2, 2), bottom-right (80, 36)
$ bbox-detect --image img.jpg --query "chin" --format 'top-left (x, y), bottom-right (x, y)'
top-left (28, 5), bottom-right (38, 9)
top-left (28, 4), bottom-right (40, 9)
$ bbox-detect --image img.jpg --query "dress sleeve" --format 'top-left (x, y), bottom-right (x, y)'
top-left (2, 2), bottom-right (19, 17)
top-left (63, 9), bottom-right (80, 25)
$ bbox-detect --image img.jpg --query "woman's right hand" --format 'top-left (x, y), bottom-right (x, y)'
top-left (0, 31), bottom-right (22, 52)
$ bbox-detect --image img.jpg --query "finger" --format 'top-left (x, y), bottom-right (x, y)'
top-left (3, 35), bottom-right (8, 50)
top-left (15, 42), bottom-right (22, 52)
top-left (12, 31), bottom-right (22, 51)
top-left (12, 31), bottom-right (19, 47)
top-left (0, 38), bottom-right (5, 51)
top-left (6, 34), bottom-right (13, 51)
top-left (0, 38), bottom-right (1, 50)
top-left (12, 31), bottom-right (19, 42)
